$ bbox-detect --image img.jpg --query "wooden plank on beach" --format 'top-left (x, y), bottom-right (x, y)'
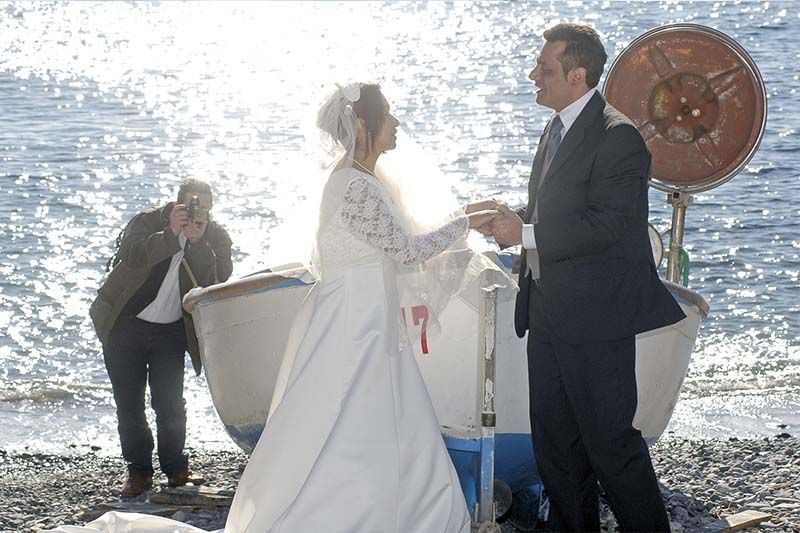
top-left (77, 501), bottom-right (197, 522)
top-left (700, 510), bottom-right (772, 532)
top-left (148, 485), bottom-right (234, 507)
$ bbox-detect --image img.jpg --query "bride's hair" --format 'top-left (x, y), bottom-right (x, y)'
top-left (352, 83), bottom-right (384, 152)
top-left (316, 82), bottom-right (384, 160)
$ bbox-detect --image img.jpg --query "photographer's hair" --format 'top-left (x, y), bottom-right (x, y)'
top-left (543, 23), bottom-right (607, 88)
top-left (177, 177), bottom-right (212, 204)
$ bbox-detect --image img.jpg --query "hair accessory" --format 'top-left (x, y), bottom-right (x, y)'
top-left (338, 82), bottom-right (361, 103)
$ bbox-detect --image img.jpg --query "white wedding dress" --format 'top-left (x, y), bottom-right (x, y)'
top-left (49, 167), bottom-right (471, 533)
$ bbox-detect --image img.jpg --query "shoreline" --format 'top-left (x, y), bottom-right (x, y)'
top-left (2, 436), bottom-right (799, 532)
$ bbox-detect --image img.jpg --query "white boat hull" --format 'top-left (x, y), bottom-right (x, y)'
top-left (184, 252), bottom-right (708, 516)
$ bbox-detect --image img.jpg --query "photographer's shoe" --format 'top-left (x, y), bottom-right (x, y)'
top-left (120, 472), bottom-right (153, 498)
top-left (167, 470), bottom-right (206, 488)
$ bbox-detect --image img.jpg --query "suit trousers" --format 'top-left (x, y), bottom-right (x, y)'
top-left (104, 316), bottom-right (189, 476)
top-left (527, 310), bottom-right (669, 532)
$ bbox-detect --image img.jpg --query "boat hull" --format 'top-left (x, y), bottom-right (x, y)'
top-left (184, 253), bottom-right (708, 511)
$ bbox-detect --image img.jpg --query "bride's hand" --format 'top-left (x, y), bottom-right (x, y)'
top-left (465, 199), bottom-right (501, 215)
top-left (467, 209), bottom-right (500, 229)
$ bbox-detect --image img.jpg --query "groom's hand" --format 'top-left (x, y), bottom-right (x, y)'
top-left (476, 222), bottom-right (494, 237)
top-left (490, 204), bottom-right (523, 246)
top-left (465, 199), bottom-right (500, 214)
top-left (465, 199), bottom-right (501, 236)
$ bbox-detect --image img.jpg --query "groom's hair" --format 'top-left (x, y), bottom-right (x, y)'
top-left (353, 83), bottom-right (385, 151)
top-left (544, 23), bottom-right (607, 89)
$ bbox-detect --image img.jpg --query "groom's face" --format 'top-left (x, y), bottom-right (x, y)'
top-left (530, 40), bottom-right (571, 111)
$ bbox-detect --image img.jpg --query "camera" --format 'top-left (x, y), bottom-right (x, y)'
top-left (187, 195), bottom-right (200, 222)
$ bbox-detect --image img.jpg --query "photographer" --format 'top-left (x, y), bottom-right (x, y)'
top-left (90, 178), bottom-right (233, 497)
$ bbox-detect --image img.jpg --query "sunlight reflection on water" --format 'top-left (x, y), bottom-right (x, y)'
top-left (1, 1), bottom-right (798, 451)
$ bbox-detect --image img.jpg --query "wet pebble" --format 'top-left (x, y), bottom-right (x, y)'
top-left (3, 438), bottom-right (800, 532)
top-left (0, 448), bottom-right (247, 532)
top-left (652, 436), bottom-right (800, 531)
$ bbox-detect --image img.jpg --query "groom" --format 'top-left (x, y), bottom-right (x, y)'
top-left (489, 24), bottom-right (685, 531)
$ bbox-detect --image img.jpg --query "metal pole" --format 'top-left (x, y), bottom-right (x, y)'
top-left (666, 191), bottom-right (693, 284)
top-left (478, 273), bottom-right (498, 525)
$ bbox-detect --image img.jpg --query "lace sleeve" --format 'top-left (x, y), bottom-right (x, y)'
top-left (340, 177), bottom-right (469, 266)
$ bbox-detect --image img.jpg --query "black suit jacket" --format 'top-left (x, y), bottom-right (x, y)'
top-left (514, 91), bottom-right (685, 343)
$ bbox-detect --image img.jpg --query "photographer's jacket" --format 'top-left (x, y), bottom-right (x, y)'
top-left (90, 203), bottom-right (233, 374)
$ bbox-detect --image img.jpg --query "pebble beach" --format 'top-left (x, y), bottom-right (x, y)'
top-left (653, 436), bottom-right (800, 532)
top-left (0, 448), bottom-right (245, 533)
top-left (2, 436), bottom-right (798, 532)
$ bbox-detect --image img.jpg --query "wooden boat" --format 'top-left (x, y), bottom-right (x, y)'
top-left (183, 251), bottom-right (708, 523)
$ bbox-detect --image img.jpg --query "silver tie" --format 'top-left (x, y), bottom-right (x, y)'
top-left (528, 115), bottom-right (563, 280)
top-left (539, 115), bottom-right (563, 186)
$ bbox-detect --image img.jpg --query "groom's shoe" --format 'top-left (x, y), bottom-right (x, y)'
top-left (167, 469), bottom-right (206, 488)
top-left (120, 472), bottom-right (153, 498)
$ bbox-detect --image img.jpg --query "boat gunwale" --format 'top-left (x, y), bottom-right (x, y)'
top-left (662, 279), bottom-right (710, 318)
top-left (183, 267), bottom-right (310, 313)
top-left (182, 257), bottom-right (710, 319)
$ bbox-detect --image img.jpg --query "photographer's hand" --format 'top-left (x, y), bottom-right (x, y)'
top-left (169, 203), bottom-right (189, 236)
top-left (183, 219), bottom-right (208, 244)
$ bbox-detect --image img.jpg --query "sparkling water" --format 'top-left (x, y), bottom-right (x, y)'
top-left (1, 1), bottom-right (798, 454)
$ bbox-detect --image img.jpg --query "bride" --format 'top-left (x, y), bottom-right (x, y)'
top-left (225, 82), bottom-right (500, 533)
top-left (47, 82), bottom-right (502, 532)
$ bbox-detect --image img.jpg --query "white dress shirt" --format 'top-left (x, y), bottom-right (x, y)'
top-left (137, 232), bottom-right (187, 324)
top-left (522, 88), bottom-right (598, 251)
